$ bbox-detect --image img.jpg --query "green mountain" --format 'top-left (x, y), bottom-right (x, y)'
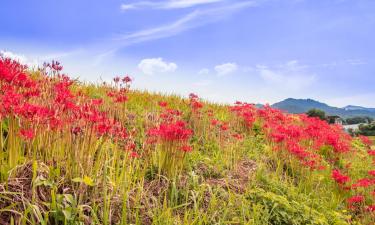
top-left (272, 98), bottom-right (375, 118)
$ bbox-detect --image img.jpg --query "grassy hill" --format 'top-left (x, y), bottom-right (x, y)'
top-left (1, 58), bottom-right (375, 225)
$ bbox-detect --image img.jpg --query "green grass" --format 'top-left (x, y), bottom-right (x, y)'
top-left (369, 136), bottom-right (375, 148)
top-left (0, 67), bottom-right (374, 224)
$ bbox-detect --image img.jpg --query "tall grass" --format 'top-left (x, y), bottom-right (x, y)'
top-left (0, 57), bottom-right (374, 224)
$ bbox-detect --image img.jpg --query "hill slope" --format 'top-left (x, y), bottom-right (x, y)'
top-left (0, 57), bottom-right (374, 224)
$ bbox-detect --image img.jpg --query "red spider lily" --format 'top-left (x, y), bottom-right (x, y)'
top-left (347, 195), bottom-right (365, 209)
top-left (220, 123), bottom-right (229, 131)
top-left (332, 169), bottom-right (351, 185)
top-left (368, 170), bottom-right (375, 176)
top-left (366, 205), bottom-right (375, 212)
top-left (181, 145), bottom-right (192, 152)
top-left (91, 98), bottom-right (103, 105)
top-left (122, 75), bottom-right (132, 83)
top-left (189, 93), bottom-right (204, 112)
top-left (148, 120), bottom-right (192, 142)
top-left (352, 178), bottom-right (375, 189)
top-left (232, 133), bottom-right (244, 140)
top-left (359, 135), bottom-right (372, 147)
top-left (19, 128), bottom-right (35, 140)
top-left (210, 119), bottom-right (219, 126)
top-left (113, 76), bottom-right (120, 83)
top-left (158, 101), bottom-right (168, 108)
top-left (130, 151), bottom-right (139, 158)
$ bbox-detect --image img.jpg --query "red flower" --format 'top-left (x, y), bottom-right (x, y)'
top-left (130, 151), bottom-right (139, 158)
top-left (368, 170), bottom-right (375, 176)
top-left (331, 169), bottom-right (350, 185)
top-left (347, 195), bottom-right (365, 209)
top-left (19, 128), bottom-right (35, 140)
top-left (148, 120), bottom-right (193, 142)
top-left (359, 135), bottom-right (372, 146)
top-left (181, 145), bottom-right (192, 152)
top-left (122, 75), bottom-right (132, 83)
top-left (158, 101), bottom-right (168, 108)
top-left (352, 178), bottom-right (374, 189)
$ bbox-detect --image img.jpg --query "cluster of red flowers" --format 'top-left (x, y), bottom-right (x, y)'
top-left (189, 93), bottom-right (203, 112)
top-left (229, 101), bottom-right (375, 213)
top-left (0, 56), bottom-right (129, 145)
top-left (331, 169), bottom-right (350, 185)
top-left (107, 75), bottom-right (132, 103)
top-left (148, 104), bottom-right (193, 152)
top-left (148, 120), bottom-right (192, 142)
top-left (229, 101), bottom-right (257, 129)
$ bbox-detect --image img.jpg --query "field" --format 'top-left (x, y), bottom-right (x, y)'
top-left (370, 136), bottom-right (375, 149)
top-left (1, 57), bottom-right (375, 225)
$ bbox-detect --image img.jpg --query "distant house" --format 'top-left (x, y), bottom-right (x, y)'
top-left (343, 124), bottom-right (361, 131)
top-left (327, 115), bottom-right (343, 125)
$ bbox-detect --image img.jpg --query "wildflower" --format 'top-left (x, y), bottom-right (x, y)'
top-left (122, 75), bottom-right (132, 83)
top-left (181, 145), bottom-right (192, 152)
top-left (130, 151), bottom-right (139, 158)
top-left (148, 120), bottom-right (193, 141)
top-left (19, 128), bottom-right (35, 140)
top-left (359, 135), bottom-right (372, 146)
top-left (347, 195), bottom-right (365, 209)
top-left (113, 76), bottom-right (120, 83)
top-left (352, 178), bottom-right (374, 189)
top-left (332, 169), bottom-right (350, 185)
top-left (158, 101), bottom-right (168, 108)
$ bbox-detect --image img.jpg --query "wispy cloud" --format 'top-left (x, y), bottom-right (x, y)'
top-left (114, 1), bottom-right (256, 45)
top-left (215, 62), bottom-right (238, 76)
top-left (121, 0), bottom-right (226, 11)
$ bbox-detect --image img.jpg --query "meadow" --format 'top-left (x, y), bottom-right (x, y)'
top-left (369, 136), bottom-right (375, 149)
top-left (0, 57), bottom-right (374, 225)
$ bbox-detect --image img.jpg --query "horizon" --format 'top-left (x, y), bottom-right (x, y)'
top-left (1, 0), bottom-right (374, 107)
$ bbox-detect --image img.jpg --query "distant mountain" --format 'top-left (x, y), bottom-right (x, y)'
top-left (343, 105), bottom-right (375, 112)
top-left (272, 98), bottom-right (375, 118)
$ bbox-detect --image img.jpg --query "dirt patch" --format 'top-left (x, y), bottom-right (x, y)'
top-left (125, 176), bottom-right (170, 225)
top-left (206, 159), bottom-right (257, 194)
top-left (0, 162), bottom-right (50, 224)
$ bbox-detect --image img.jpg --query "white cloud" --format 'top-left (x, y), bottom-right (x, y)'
top-left (257, 60), bottom-right (316, 91)
top-left (115, 1), bottom-right (256, 46)
top-left (138, 58), bottom-right (177, 75)
top-left (0, 50), bottom-right (39, 67)
top-left (215, 62), bottom-right (238, 76)
top-left (121, 0), bottom-right (225, 11)
top-left (198, 68), bottom-right (209, 75)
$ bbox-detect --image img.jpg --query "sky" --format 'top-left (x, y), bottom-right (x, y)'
top-left (1, 0), bottom-right (374, 107)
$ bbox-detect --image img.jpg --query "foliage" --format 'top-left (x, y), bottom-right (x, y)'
top-left (307, 108), bottom-right (327, 120)
top-left (0, 56), bottom-right (374, 224)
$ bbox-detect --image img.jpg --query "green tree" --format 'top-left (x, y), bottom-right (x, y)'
top-left (306, 108), bottom-right (326, 120)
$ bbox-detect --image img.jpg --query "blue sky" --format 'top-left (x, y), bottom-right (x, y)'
top-left (1, 0), bottom-right (374, 107)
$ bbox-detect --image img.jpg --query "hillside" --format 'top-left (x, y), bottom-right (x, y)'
top-left (1, 58), bottom-right (375, 225)
top-left (272, 98), bottom-right (375, 118)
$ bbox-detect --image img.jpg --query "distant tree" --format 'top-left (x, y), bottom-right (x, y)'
top-left (306, 108), bottom-right (326, 120)
top-left (345, 116), bottom-right (373, 125)
top-left (358, 122), bottom-right (375, 136)
top-left (327, 115), bottom-right (342, 124)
